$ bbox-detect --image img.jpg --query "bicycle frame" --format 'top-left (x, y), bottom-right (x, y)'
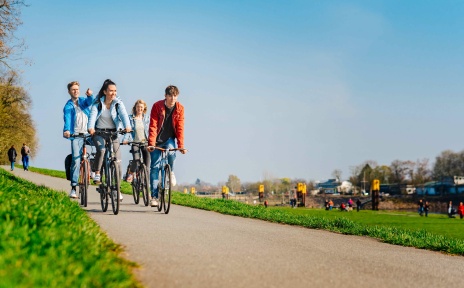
top-left (70, 133), bottom-right (94, 207)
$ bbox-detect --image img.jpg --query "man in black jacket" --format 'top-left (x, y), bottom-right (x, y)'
top-left (7, 145), bottom-right (17, 171)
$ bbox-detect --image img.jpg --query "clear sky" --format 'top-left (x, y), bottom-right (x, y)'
top-left (16, 0), bottom-right (464, 185)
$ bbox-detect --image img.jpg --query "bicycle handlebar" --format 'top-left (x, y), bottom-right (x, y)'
top-left (121, 141), bottom-right (148, 146)
top-left (148, 146), bottom-right (188, 152)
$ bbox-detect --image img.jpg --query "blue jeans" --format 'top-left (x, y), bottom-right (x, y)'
top-left (71, 137), bottom-right (85, 187)
top-left (150, 138), bottom-right (176, 198)
top-left (22, 155), bottom-right (29, 170)
top-left (10, 161), bottom-right (15, 170)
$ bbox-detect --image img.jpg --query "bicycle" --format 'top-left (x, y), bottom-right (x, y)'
top-left (150, 146), bottom-right (187, 214)
top-left (70, 133), bottom-right (95, 207)
top-left (123, 141), bottom-right (150, 206)
top-left (95, 129), bottom-right (126, 215)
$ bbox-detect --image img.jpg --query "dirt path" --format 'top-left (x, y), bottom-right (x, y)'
top-left (4, 167), bottom-right (464, 288)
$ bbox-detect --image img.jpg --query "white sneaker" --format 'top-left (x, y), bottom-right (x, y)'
top-left (119, 193), bottom-right (123, 201)
top-left (170, 172), bottom-right (177, 186)
top-left (93, 174), bottom-right (101, 184)
top-left (150, 198), bottom-right (159, 207)
top-left (69, 189), bottom-right (78, 199)
top-left (90, 172), bottom-right (95, 179)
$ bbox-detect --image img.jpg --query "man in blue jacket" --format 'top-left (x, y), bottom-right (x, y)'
top-left (63, 81), bottom-right (94, 198)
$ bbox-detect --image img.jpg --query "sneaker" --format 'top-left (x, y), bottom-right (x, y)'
top-left (126, 173), bottom-right (133, 183)
top-left (93, 174), bottom-right (101, 184)
top-left (170, 172), bottom-right (177, 186)
top-left (150, 198), bottom-right (159, 207)
top-left (119, 193), bottom-right (123, 201)
top-left (90, 172), bottom-right (95, 179)
top-left (69, 188), bottom-right (78, 199)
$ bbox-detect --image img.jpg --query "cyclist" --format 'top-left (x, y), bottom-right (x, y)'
top-left (88, 79), bottom-right (131, 200)
top-left (122, 99), bottom-right (151, 183)
top-left (147, 85), bottom-right (187, 207)
top-left (63, 81), bottom-right (94, 198)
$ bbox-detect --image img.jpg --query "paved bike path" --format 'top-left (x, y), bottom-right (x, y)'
top-left (4, 167), bottom-right (464, 288)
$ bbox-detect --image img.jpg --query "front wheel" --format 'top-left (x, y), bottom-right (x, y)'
top-left (140, 164), bottom-right (149, 206)
top-left (79, 160), bottom-right (89, 207)
top-left (100, 167), bottom-right (108, 212)
top-left (109, 161), bottom-right (120, 215)
top-left (131, 167), bottom-right (140, 204)
top-left (157, 168), bottom-right (163, 212)
top-left (163, 164), bottom-right (172, 214)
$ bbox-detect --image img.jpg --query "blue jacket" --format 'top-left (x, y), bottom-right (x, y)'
top-left (63, 95), bottom-right (95, 138)
top-left (88, 96), bottom-right (131, 131)
top-left (123, 114), bottom-right (150, 142)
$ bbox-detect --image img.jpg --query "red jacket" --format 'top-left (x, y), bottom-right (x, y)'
top-left (458, 204), bottom-right (464, 215)
top-left (148, 100), bottom-right (185, 148)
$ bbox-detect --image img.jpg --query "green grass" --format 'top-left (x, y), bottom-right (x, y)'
top-left (0, 169), bottom-right (141, 288)
top-left (14, 166), bottom-right (464, 256)
top-left (171, 193), bottom-right (464, 255)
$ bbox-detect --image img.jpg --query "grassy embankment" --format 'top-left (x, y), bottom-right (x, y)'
top-left (0, 169), bottom-right (141, 287)
top-left (19, 166), bottom-right (464, 256)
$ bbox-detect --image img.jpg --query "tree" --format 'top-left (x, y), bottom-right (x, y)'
top-left (414, 158), bottom-right (431, 184)
top-left (331, 169), bottom-right (342, 181)
top-left (226, 175), bottom-right (241, 193)
top-left (389, 160), bottom-right (408, 184)
top-left (0, 70), bottom-right (37, 164)
top-left (432, 150), bottom-right (464, 180)
top-left (0, 0), bottom-right (28, 69)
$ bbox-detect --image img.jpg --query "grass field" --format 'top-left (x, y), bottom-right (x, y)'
top-left (10, 166), bottom-right (464, 256)
top-left (0, 169), bottom-right (141, 287)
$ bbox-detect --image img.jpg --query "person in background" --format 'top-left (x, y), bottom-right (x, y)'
top-left (356, 198), bottom-right (362, 212)
top-left (448, 201), bottom-right (456, 218)
top-left (7, 145), bottom-right (17, 171)
top-left (63, 80), bottom-right (94, 198)
top-left (418, 199), bottom-right (424, 216)
top-left (329, 199), bottom-right (334, 210)
top-left (424, 201), bottom-right (430, 217)
top-left (122, 99), bottom-right (150, 183)
top-left (458, 202), bottom-right (464, 220)
top-left (20, 143), bottom-right (30, 171)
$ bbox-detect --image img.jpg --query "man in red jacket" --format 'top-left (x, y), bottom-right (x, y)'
top-left (147, 85), bottom-right (187, 207)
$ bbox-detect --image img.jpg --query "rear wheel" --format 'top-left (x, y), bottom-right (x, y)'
top-left (140, 164), bottom-right (149, 206)
top-left (156, 168), bottom-right (163, 212)
top-left (100, 166), bottom-right (108, 212)
top-left (109, 161), bottom-right (120, 215)
top-left (79, 160), bottom-right (89, 207)
top-left (131, 166), bottom-right (140, 204)
top-left (163, 164), bottom-right (172, 214)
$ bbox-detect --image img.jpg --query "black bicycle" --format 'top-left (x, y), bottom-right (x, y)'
top-left (95, 129), bottom-right (126, 215)
top-left (151, 146), bottom-right (187, 214)
top-left (124, 141), bottom-right (150, 206)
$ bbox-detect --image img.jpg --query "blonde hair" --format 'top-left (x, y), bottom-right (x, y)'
top-left (67, 81), bottom-right (80, 91)
top-left (132, 99), bottom-right (147, 115)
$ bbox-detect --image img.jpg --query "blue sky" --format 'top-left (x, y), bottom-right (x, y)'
top-left (16, 0), bottom-right (464, 185)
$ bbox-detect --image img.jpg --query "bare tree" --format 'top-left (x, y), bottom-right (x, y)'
top-left (331, 169), bottom-right (342, 181)
top-left (0, 0), bottom-right (28, 69)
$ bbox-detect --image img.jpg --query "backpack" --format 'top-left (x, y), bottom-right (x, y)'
top-left (97, 101), bottom-right (119, 117)
top-left (65, 154), bottom-right (72, 181)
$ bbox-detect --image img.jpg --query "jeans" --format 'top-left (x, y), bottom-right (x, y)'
top-left (70, 137), bottom-right (85, 187)
top-left (129, 144), bottom-right (151, 173)
top-left (10, 161), bottom-right (15, 170)
top-left (92, 133), bottom-right (122, 179)
top-left (22, 155), bottom-right (29, 170)
top-left (150, 138), bottom-right (176, 198)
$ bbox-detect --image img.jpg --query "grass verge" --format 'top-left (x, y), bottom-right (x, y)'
top-left (0, 169), bottom-right (141, 287)
top-left (172, 193), bottom-right (464, 256)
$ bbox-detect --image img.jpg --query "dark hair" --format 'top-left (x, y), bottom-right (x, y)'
top-left (165, 85), bottom-right (179, 97)
top-left (97, 79), bottom-right (116, 98)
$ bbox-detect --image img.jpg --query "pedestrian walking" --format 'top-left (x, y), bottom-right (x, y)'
top-left (20, 143), bottom-right (30, 171)
top-left (7, 145), bottom-right (17, 171)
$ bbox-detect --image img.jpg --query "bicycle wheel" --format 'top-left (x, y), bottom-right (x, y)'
top-left (157, 168), bottom-right (163, 212)
top-left (79, 160), bottom-right (89, 207)
top-left (131, 166), bottom-right (140, 204)
top-left (100, 166), bottom-right (109, 212)
top-left (109, 161), bottom-right (120, 215)
top-left (163, 164), bottom-right (172, 214)
top-left (140, 164), bottom-right (149, 206)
